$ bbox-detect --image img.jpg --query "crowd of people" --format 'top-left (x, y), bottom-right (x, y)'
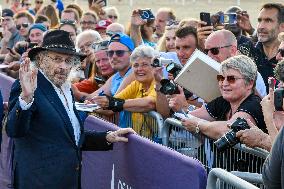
top-left (1, 0), bottom-right (284, 188)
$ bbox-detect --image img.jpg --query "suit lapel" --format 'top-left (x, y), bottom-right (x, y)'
top-left (37, 72), bottom-right (77, 147)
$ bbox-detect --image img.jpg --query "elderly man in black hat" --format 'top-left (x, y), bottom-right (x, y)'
top-left (6, 30), bottom-right (134, 189)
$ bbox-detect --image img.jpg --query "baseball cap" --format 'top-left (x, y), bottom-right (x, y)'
top-left (95, 19), bottom-right (112, 30)
top-left (2, 9), bottom-right (14, 18)
top-left (109, 33), bottom-right (134, 51)
top-left (29, 23), bottom-right (47, 34)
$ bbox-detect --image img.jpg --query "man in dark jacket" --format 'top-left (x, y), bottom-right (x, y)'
top-left (6, 30), bottom-right (134, 189)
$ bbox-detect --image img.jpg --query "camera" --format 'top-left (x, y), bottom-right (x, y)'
top-left (151, 57), bottom-right (174, 68)
top-left (274, 88), bottom-right (284, 111)
top-left (139, 9), bottom-right (155, 21)
top-left (214, 117), bottom-right (250, 152)
top-left (166, 62), bottom-right (183, 78)
top-left (221, 13), bottom-right (237, 25)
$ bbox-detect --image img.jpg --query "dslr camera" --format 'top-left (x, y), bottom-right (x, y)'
top-left (214, 117), bottom-right (250, 152)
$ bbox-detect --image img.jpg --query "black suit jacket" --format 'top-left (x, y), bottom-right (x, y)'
top-left (6, 72), bottom-right (112, 189)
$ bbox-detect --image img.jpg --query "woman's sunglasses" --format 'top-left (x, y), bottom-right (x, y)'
top-left (217, 74), bottom-right (244, 84)
top-left (36, 0), bottom-right (43, 4)
top-left (16, 23), bottom-right (30, 30)
top-left (108, 15), bottom-right (118, 19)
top-left (106, 50), bottom-right (129, 57)
top-left (204, 45), bottom-right (232, 55)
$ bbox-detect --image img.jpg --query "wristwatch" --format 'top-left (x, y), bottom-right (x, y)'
top-left (195, 121), bottom-right (201, 134)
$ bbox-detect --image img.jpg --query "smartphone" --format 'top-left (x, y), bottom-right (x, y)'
top-left (220, 13), bottom-right (237, 25)
top-left (268, 77), bottom-right (276, 89)
top-left (274, 88), bottom-right (284, 111)
top-left (28, 42), bottom-right (38, 49)
top-left (139, 9), bottom-right (155, 21)
top-left (200, 12), bottom-right (211, 26)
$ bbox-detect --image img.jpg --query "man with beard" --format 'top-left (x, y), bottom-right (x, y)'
top-left (238, 3), bottom-right (284, 92)
top-left (6, 30), bottom-right (134, 189)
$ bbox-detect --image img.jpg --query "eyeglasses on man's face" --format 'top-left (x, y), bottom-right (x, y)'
top-left (16, 23), bottom-right (30, 30)
top-left (106, 50), bottom-right (129, 58)
top-left (204, 45), bottom-right (232, 55)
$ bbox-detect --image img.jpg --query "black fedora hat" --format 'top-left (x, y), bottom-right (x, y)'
top-left (28, 30), bottom-right (86, 61)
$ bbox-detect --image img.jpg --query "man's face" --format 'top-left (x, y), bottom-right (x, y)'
top-left (15, 17), bottom-right (31, 37)
top-left (155, 11), bottom-right (169, 36)
top-left (39, 51), bottom-right (75, 87)
top-left (60, 25), bottom-right (76, 43)
top-left (276, 41), bottom-right (284, 62)
top-left (22, 0), bottom-right (32, 10)
top-left (257, 8), bottom-right (283, 44)
top-left (29, 28), bottom-right (44, 45)
top-left (175, 34), bottom-right (197, 65)
top-left (80, 14), bottom-right (96, 31)
top-left (108, 42), bottom-right (131, 72)
top-left (1, 16), bottom-right (15, 30)
top-left (78, 35), bottom-right (95, 57)
top-left (61, 12), bottom-right (76, 22)
top-left (205, 33), bottom-right (235, 62)
top-left (94, 50), bottom-right (114, 77)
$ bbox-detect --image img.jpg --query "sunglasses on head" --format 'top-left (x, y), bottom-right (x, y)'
top-left (204, 45), bottom-right (232, 55)
top-left (217, 74), bottom-right (245, 84)
top-left (277, 48), bottom-right (284, 57)
top-left (107, 50), bottom-right (129, 57)
top-left (16, 23), bottom-right (29, 30)
top-left (108, 15), bottom-right (118, 19)
top-left (166, 19), bottom-right (179, 26)
top-left (92, 40), bottom-right (109, 51)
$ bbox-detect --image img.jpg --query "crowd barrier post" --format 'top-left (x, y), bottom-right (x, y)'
top-left (206, 168), bottom-right (259, 189)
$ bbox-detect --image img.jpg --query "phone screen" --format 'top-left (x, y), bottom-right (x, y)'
top-left (200, 12), bottom-right (211, 26)
top-left (139, 9), bottom-right (155, 21)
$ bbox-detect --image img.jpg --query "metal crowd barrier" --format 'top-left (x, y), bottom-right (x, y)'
top-left (207, 168), bottom-right (259, 189)
top-left (161, 118), bottom-right (269, 176)
top-left (91, 111), bottom-right (164, 142)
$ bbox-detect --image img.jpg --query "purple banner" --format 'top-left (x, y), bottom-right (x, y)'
top-left (82, 116), bottom-right (207, 189)
top-left (0, 73), bottom-right (15, 102)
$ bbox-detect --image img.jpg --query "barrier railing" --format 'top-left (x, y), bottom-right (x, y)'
top-left (162, 118), bottom-right (269, 175)
top-left (91, 111), bottom-right (164, 142)
top-left (207, 168), bottom-right (259, 189)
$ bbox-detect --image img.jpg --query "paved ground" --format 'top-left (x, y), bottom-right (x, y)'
top-left (0, 0), bottom-right (283, 27)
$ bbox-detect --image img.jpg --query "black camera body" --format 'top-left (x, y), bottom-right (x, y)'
top-left (94, 76), bottom-right (106, 85)
top-left (166, 62), bottom-right (183, 78)
top-left (274, 88), bottom-right (284, 111)
top-left (214, 117), bottom-right (250, 152)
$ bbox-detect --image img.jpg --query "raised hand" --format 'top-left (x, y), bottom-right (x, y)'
top-left (131, 9), bottom-right (147, 27)
top-left (236, 11), bottom-right (254, 35)
top-left (2, 25), bottom-right (12, 44)
top-left (19, 57), bottom-right (38, 103)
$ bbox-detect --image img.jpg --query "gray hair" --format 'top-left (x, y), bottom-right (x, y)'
top-left (130, 45), bottom-right (159, 63)
top-left (220, 55), bottom-right (257, 86)
top-left (75, 30), bottom-right (102, 48)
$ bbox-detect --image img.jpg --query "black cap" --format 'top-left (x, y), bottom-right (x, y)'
top-left (2, 9), bottom-right (14, 18)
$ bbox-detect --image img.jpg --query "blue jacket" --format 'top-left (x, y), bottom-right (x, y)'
top-left (7, 72), bottom-right (112, 189)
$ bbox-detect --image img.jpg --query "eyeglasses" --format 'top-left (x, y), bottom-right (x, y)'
top-left (92, 40), bottom-right (109, 51)
top-left (133, 62), bottom-right (151, 69)
top-left (107, 50), bottom-right (129, 57)
top-left (277, 49), bottom-right (284, 57)
top-left (60, 19), bottom-right (76, 26)
top-left (166, 19), bottom-right (179, 26)
top-left (204, 45), bottom-right (232, 55)
top-left (108, 15), bottom-right (118, 19)
top-left (23, 3), bottom-right (31, 6)
top-left (217, 74), bottom-right (245, 84)
top-left (16, 23), bottom-right (30, 30)
top-left (80, 21), bottom-right (95, 25)
top-left (35, 1), bottom-right (43, 4)
top-left (46, 55), bottom-right (77, 65)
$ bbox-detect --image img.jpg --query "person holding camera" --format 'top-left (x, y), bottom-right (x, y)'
top-left (181, 55), bottom-right (267, 141)
top-left (91, 45), bottom-right (157, 135)
top-left (237, 60), bottom-right (284, 151)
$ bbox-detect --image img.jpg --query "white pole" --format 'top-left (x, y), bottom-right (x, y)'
top-left (129, 0), bottom-right (133, 7)
top-left (237, 0), bottom-right (240, 6)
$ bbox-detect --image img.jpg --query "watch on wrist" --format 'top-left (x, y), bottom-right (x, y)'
top-left (195, 121), bottom-right (201, 134)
